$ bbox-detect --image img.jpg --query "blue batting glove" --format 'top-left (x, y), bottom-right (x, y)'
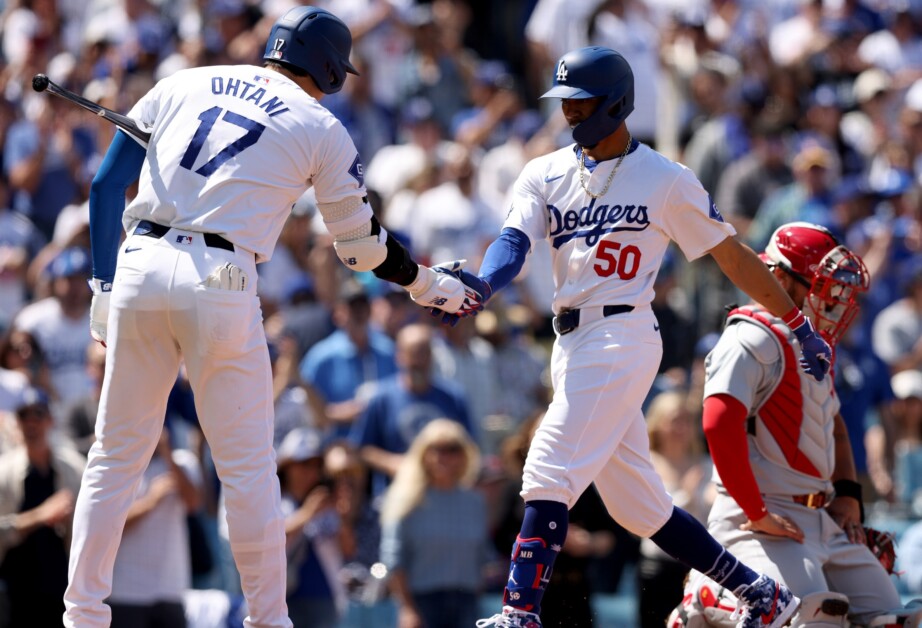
top-left (791, 317), bottom-right (831, 382)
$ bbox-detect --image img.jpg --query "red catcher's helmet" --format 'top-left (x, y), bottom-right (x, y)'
top-left (763, 222), bottom-right (870, 345)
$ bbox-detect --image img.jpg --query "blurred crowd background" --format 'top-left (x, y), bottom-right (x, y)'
top-left (1, 0), bottom-right (922, 626)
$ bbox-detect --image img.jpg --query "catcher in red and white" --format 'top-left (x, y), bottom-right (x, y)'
top-left (676, 222), bottom-right (920, 627)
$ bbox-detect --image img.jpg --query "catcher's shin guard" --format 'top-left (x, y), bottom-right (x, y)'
top-left (503, 536), bottom-right (560, 613)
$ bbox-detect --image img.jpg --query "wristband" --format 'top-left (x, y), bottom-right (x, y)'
top-left (833, 479), bottom-right (865, 522)
top-left (781, 307), bottom-right (806, 332)
top-left (88, 277), bottom-right (113, 293)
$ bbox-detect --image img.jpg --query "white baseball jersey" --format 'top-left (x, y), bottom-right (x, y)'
top-left (504, 143), bottom-right (735, 313)
top-left (512, 141), bottom-right (734, 538)
top-left (124, 64), bottom-right (369, 262)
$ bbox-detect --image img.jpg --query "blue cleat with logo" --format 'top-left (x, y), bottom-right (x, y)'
top-left (732, 575), bottom-right (800, 628)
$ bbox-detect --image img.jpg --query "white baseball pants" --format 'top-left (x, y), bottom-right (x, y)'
top-left (522, 305), bottom-right (674, 537)
top-left (64, 227), bottom-right (291, 628)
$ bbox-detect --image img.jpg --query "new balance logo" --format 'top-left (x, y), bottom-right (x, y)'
top-left (343, 257), bottom-right (358, 266)
top-left (555, 60), bottom-right (568, 83)
top-left (429, 297), bottom-right (448, 306)
top-left (520, 550), bottom-right (533, 559)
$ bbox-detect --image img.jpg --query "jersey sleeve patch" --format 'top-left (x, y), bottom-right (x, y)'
top-left (708, 194), bottom-right (725, 223)
top-left (348, 155), bottom-right (365, 187)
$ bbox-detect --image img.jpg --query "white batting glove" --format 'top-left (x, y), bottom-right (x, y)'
top-left (405, 261), bottom-right (471, 312)
top-left (88, 278), bottom-right (112, 347)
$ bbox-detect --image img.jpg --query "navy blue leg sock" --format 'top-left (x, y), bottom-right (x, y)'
top-left (504, 500), bottom-right (568, 613)
top-left (649, 507), bottom-right (759, 592)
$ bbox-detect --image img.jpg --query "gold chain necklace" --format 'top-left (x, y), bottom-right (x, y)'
top-left (578, 134), bottom-right (633, 199)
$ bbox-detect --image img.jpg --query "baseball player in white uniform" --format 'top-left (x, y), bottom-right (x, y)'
top-left (670, 222), bottom-right (914, 628)
top-left (62, 7), bottom-right (481, 628)
top-left (428, 47), bottom-right (835, 628)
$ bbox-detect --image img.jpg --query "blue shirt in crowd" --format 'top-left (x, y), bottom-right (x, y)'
top-left (349, 376), bottom-right (472, 498)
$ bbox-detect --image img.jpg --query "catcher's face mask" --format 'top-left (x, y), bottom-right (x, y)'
top-left (802, 245), bottom-right (869, 345)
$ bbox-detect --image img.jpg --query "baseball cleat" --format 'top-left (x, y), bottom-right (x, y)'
top-left (476, 605), bottom-right (542, 628)
top-left (732, 575), bottom-right (800, 628)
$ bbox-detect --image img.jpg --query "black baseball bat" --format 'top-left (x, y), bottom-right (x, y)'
top-left (32, 74), bottom-right (152, 145)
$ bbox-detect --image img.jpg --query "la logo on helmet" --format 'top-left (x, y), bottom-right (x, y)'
top-left (556, 60), bottom-right (568, 83)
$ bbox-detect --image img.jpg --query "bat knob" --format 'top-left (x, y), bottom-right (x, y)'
top-left (32, 74), bottom-right (50, 92)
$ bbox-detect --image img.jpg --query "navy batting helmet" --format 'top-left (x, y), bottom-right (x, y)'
top-left (541, 46), bottom-right (634, 147)
top-left (264, 6), bottom-right (359, 95)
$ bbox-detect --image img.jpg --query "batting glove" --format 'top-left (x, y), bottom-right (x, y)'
top-left (427, 261), bottom-right (492, 327)
top-left (88, 278), bottom-right (112, 347)
top-left (405, 260), bottom-right (489, 325)
top-left (790, 315), bottom-right (831, 382)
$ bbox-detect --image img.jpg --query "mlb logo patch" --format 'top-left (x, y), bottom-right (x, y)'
top-left (176, 235), bottom-right (193, 245)
top-left (254, 74), bottom-right (270, 85)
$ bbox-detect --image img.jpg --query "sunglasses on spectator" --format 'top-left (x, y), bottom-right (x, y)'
top-left (17, 406), bottom-right (50, 421)
top-left (430, 442), bottom-right (464, 455)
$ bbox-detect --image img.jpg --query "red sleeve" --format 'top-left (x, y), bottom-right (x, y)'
top-left (702, 393), bottom-right (768, 521)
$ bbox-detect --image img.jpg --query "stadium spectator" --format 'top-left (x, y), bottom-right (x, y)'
top-left (108, 426), bottom-right (202, 628)
top-left (350, 323), bottom-right (473, 500)
top-left (842, 68), bottom-right (896, 160)
top-left (268, 336), bottom-right (316, 448)
top-left (277, 428), bottom-right (344, 628)
top-left (0, 387), bottom-right (84, 628)
top-left (430, 317), bottom-right (498, 442)
top-left (637, 390), bottom-right (714, 627)
top-left (11, 246), bottom-right (93, 409)
top-left (898, 517), bottom-right (922, 595)
top-left (491, 413), bottom-right (616, 627)
top-left (890, 369), bottom-right (922, 515)
top-left (872, 272), bottom-right (922, 375)
top-left (747, 143), bottom-right (837, 250)
top-left (324, 441), bottom-right (385, 624)
top-left (3, 95), bottom-right (90, 241)
top-left (324, 54), bottom-right (396, 167)
top-left (714, 114), bottom-right (793, 237)
top-left (364, 97), bottom-right (451, 211)
top-left (60, 340), bottom-right (105, 455)
top-left (369, 284), bottom-right (421, 342)
top-left (0, 327), bottom-right (51, 407)
top-left (300, 280), bottom-right (397, 440)
top-left (0, 175), bottom-right (46, 331)
top-left (472, 305), bottom-right (548, 441)
top-left (379, 418), bottom-right (491, 628)
top-left (404, 145), bottom-right (499, 268)
top-left (397, 4), bottom-right (471, 136)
